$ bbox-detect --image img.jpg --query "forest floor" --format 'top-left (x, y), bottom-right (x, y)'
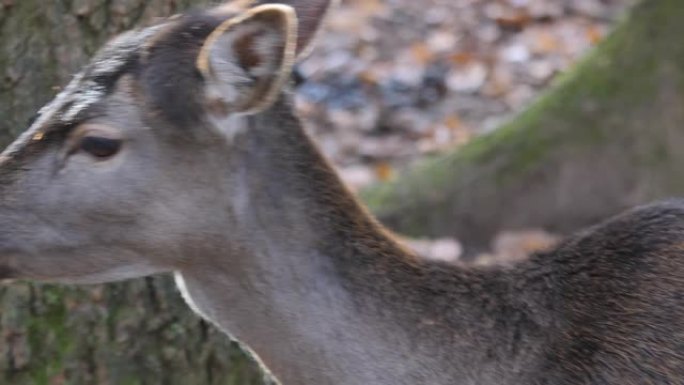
top-left (297, 0), bottom-right (634, 262)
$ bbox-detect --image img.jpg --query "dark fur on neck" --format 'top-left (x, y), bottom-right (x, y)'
top-left (236, 94), bottom-right (684, 384)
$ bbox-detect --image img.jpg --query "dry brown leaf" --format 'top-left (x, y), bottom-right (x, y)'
top-left (450, 51), bottom-right (476, 65)
top-left (350, 0), bottom-right (386, 15)
top-left (374, 162), bottom-right (396, 182)
top-left (411, 42), bottom-right (436, 66)
top-left (444, 115), bottom-right (463, 130)
top-left (586, 25), bottom-right (604, 45)
top-left (358, 69), bottom-right (379, 85)
top-left (532, 30), bottom-right (561, 54)
top-left (495, 11), bottom-right (532, 30)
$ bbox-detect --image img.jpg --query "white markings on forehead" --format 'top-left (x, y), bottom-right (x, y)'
top-left (0, 24), bottom-right (166, 163)
top-left (59, 76), bottom-right (104, 123)
top-left (60, 26), bottom-right (164, 122)
top-left (0, 72), bottom-right (83, 162)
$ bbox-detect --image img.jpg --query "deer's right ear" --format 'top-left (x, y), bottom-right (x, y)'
top-left (197, 4), bottom-right (298, 116)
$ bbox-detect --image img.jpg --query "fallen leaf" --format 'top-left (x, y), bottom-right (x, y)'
top-left (586, 25), bottom-right (604, 44)
top-left (374, 162), bottom-right (396, 182)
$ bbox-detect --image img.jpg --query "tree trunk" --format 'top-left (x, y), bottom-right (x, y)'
top-left (0, 2), bottom-right (265, 384)
top-left (364, 0), bottom-right (684, 253)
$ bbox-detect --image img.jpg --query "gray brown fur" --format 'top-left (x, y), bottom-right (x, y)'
top-left (1, 1), bottom-right (684, 384)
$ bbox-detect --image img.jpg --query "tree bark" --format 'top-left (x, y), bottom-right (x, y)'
top-left (364, 0), bottom-right (684, 252)
top-left (0, 1), bottom-right (265, 384)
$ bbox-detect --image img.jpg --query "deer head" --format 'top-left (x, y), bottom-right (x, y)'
top-left (0, 0), bottom-right (336, 284)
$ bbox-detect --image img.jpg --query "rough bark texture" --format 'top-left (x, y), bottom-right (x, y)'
top-left (364, 0), bottom-right (684, 252)
top-left (0, 2), bottom-right (265, 384)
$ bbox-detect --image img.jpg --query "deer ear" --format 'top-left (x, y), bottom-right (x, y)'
top-left (258, 0), bottom-right (337, 58)
top-left (197, 4), bottom-right (297, 115)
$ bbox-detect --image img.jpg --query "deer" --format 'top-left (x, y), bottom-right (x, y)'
top-left (2, 0), bottom-right (684, 384)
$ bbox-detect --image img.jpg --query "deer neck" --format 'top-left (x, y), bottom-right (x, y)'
top-left (174, 97), bottom-right (553, 385)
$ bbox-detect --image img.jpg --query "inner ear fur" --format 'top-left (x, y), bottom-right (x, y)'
top-left (197, 4), bottom-right (298, 115)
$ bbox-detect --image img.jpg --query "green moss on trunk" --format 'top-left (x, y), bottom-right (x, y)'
top-left (364, 0), bottom-right (684, 251)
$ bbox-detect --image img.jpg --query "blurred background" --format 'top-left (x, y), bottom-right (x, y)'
top-left (297, 0), bottom-right (633, 263)
top-left (300, 0), bottom-right (629, 185)
top-left (7, 0), bottom-right (684, 383)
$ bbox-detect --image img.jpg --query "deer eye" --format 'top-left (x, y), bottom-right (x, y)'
top-left (79, 136), bottom-right (122, 159)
